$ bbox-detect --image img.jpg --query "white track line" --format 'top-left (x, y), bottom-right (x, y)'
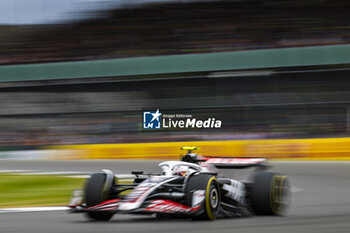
top-left (13, 171), bottom-right (89, 175)
top-left (0, 170), bottom-right (38, 173)
top-left (0, 207), bottom-right (68, 214)
top-left (0, 170), bottom-right (136, 179)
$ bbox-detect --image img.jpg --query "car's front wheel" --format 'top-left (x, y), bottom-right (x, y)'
top-left (84, 173), bottom-right (115, 221)
top-left (186, 174), bottom-right (220, 220)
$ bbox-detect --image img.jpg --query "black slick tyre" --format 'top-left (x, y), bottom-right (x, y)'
top-left (250, 171), bottom-right (291, 215)
top-left (186, 174), bottom-right (220, 220)
top-left (84, 173), bottom-right (114, 221)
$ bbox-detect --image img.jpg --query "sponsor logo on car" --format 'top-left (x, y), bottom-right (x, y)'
top-left (145, 200), bottom-right (199, 213)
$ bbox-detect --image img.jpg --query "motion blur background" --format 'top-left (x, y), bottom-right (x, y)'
top-left (1, 2), bottom-right (350, 232)
top-left (0, 0), bottom-right (350, 159)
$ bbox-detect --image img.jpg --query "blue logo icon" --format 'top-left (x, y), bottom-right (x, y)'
top-left (143, 109), bottom-right (162, 129)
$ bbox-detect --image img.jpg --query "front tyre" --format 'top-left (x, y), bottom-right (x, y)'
top-left (186, 174), bottom-right (220, 220)
top-left (84, 173), bottom-right (114, 221)
top-left (250, 171), bottom-right (291, 215)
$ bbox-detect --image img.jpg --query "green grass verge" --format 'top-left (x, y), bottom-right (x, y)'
top-left (0, 173), bottom-right (85, 208)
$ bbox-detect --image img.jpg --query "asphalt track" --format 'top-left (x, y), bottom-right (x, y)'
top-left (1, 160), bottom-right (350, 233)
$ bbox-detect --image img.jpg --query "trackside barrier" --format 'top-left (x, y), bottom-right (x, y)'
top-left (45, 137), bottom-right (350, 160)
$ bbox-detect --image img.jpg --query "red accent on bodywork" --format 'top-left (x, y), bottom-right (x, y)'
top-left (144, 200), bottom-right (200, 214)
top-left (87, 199), bottom-right (121, 210)
top-left (203, 157), bottom-right (265, 165)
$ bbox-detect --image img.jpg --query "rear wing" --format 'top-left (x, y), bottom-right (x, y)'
top-left (202, 157), bottom-right (267, 169)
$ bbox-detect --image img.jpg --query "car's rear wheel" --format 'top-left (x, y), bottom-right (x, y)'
top-left (186, 174), bottom-right (220, 220)
top-left (250, 171), bottom-right (291, 215)
top-left (84, 173), bottom-right (115, 221)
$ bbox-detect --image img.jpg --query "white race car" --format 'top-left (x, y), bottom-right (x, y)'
top-left (69, 147), bottom-right (291, 221)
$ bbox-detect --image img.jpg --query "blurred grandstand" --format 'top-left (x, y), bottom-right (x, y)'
top-left (0, 0), bottom-right (350, 150)
top-left (0, 0), bottom-right (349, 65)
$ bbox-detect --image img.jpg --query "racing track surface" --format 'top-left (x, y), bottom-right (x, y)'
top-left (1, 160), bottom-right (350, 233)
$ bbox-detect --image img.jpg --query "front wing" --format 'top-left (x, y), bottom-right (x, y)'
top-left (69, 199), bottom-right (201, 216)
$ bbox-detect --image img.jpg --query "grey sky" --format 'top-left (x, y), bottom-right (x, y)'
top-left (0, 0), bottom-right (207, 25)
top-left (0, 0), bottom-right (113, 25)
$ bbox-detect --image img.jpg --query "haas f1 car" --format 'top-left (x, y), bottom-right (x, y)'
top-left (69, 147), bottom-right (291, 221)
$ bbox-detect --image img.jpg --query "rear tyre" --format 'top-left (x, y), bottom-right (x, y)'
top-left (250, 171), bottom-right (291, 215)
top-left (186, 174), bottom-right (220, 220)
top-left (84, 173), bottom-right (114, 221)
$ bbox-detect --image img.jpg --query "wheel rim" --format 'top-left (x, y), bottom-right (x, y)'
top-left (272, 175), bottom-right (290, 214)
top-left (210, 186), bottom-right (219, 209)
top-left (279, 179), bottom-right (291, 209)
top-left (205, 177), bottom-right (220, 220)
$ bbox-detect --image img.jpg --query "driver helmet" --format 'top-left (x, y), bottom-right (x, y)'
top-left (173, 165), bottom-right (193, 176)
